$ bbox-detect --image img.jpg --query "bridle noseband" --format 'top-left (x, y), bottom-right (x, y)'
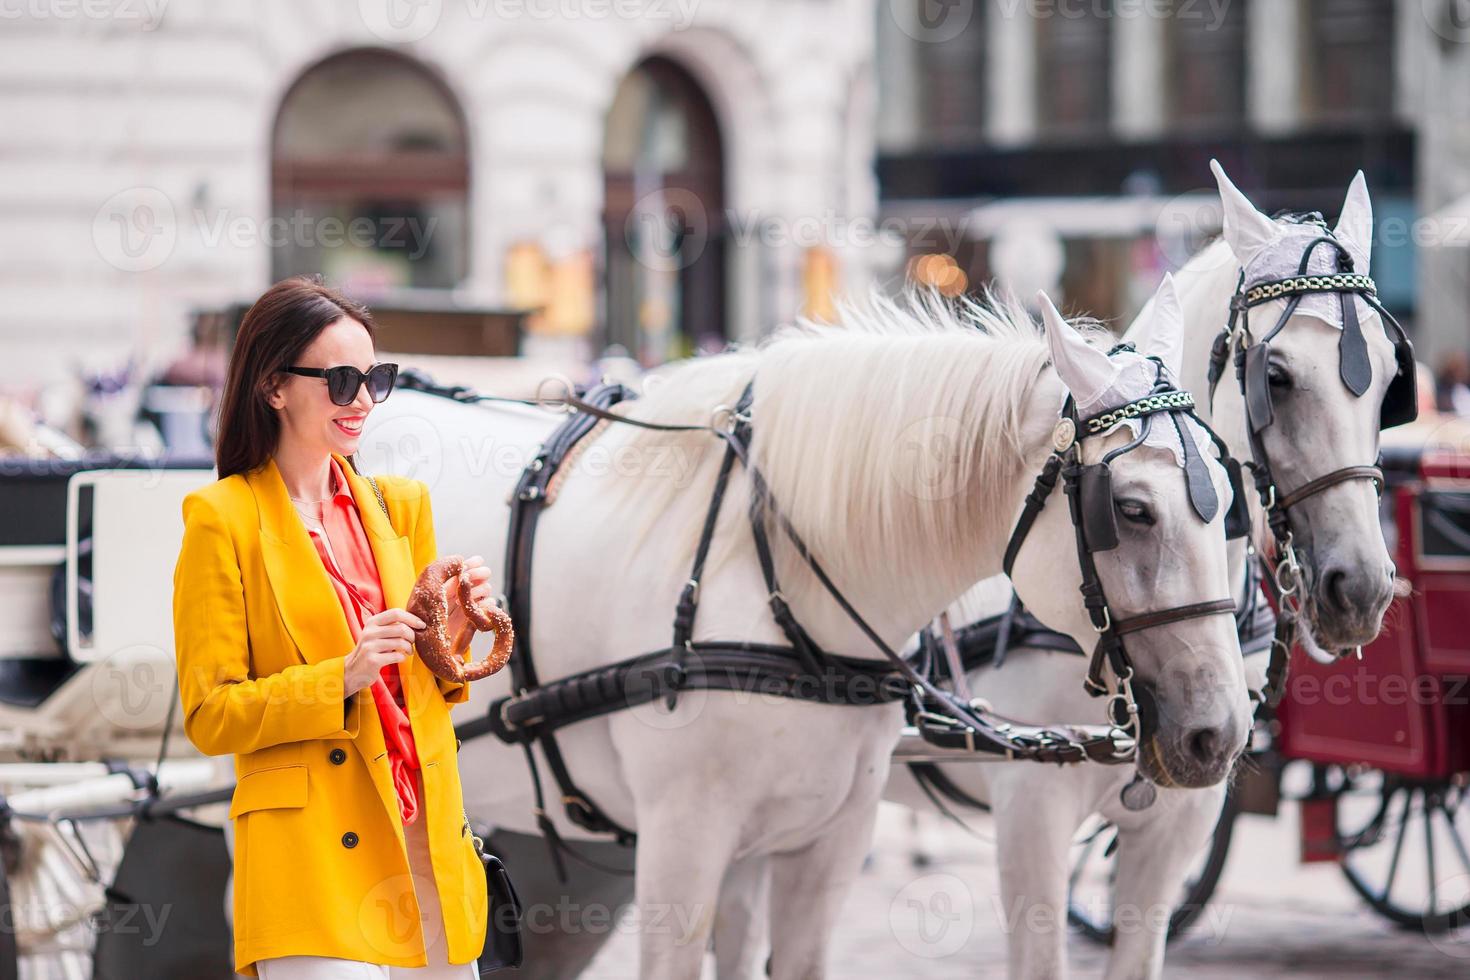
top-left (1004, 350), bottom-right (1242, 737)
top-left (1206, 216), bottom-right (1417, 667)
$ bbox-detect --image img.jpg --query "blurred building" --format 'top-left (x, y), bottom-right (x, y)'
top-left (876, 0), bottom-right (1470, 362)
top-left (2, 0), bottom-right (882, 401)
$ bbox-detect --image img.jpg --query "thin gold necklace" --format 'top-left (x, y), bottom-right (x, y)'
top-left (288, 470), bottom-right (337, 504)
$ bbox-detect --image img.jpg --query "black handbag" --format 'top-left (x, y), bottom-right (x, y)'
top-left (479, 847), bottom-right (525, 972)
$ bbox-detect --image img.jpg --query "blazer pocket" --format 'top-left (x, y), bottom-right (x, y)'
top-left (228, 763), bottom-right (308, 819)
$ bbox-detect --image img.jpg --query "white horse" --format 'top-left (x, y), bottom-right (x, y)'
top-left (881, 163), bottom-right (1407, 980)
top-left (356, 284), bottom-right (1248, 978)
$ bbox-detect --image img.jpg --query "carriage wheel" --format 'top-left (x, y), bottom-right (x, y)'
top-left (1337, 771), bottom-right (1470, 932)
top-left (1066, 791), bottom-right (1239, 946)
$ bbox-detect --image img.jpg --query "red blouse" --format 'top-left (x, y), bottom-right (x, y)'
top-left (303, 455), bottom-right (422, 826)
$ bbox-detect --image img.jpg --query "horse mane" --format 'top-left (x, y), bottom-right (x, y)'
top-left (608, 287), bottom-right (1077, 620)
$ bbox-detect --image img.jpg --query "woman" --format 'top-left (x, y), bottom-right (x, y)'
top-left (172, 276), bottom-right (490, 978)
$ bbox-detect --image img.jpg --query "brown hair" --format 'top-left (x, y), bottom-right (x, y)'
top-left (214, 275), bottom-right (376, 479)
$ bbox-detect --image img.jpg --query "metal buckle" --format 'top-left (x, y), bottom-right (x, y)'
top-left (498, 693), bottom-right (522, 732)
top-left (710, 404), bottom-right (742, 434)
top-left (534, 376), bottom-right (576, 414)
top-left (1274, 533), bottom-right (1303, 597)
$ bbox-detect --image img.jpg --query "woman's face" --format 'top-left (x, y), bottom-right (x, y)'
top-left (265, 316), bottom-right (377, 458)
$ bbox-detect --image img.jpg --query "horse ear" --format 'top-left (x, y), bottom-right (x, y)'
top-left (1134, 273), bottom-right (1185, 380)
top-left (1334, 170), bottom-right (1373, 272)
top-left (1038, 290), bottom-right (1116, 410)
top-left (1211, 158), bottom-right (1279, 267)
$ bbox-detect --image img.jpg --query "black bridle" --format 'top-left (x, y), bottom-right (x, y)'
top-left (1206, 215), bottom-right (1417, 671)
top-left (1002, 350), bottom-right (1244, 736)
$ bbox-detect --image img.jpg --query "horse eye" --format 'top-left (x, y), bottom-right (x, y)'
top-left (1267, 363), bottom-right (1291, 389)
top-left (1116, 499), bottom-right (1155, 526)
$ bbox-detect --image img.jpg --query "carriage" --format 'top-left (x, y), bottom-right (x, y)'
top-left (1068, 415), bottom-right (1470, 942)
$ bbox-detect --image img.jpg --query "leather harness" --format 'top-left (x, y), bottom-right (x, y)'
top-left (417, 345), bottom-right (1250, 870)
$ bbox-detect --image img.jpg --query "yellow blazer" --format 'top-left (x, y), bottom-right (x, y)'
top-left (171, 451), bottom-right (487, 976)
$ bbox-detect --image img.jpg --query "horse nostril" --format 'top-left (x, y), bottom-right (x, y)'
top-left (1186, 726), bottom-right (1220, 764)
top-left (1322, 567), bottom-right (1350, 613)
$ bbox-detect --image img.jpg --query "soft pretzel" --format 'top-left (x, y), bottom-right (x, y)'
top-left (406, 556), bottom-right (514, 684)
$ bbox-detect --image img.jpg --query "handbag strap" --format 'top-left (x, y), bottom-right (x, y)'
top-left (364, 473), bottom-right (391, 523)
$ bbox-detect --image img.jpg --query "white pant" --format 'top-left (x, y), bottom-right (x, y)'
top-left (255, 770), bottom-right (479, 979)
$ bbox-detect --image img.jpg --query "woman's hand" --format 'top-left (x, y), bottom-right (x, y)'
top-left (344, 608), bottom-right (428, 695)
top-left (445, 555), bottom-right (494, 639)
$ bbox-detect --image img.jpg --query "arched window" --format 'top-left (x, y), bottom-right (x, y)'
top-left (272, 49), bottom-right (469, 292)
top-left (603, 56), bottom-right (726, 365)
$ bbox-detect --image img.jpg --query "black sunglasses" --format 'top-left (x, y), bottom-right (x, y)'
top-left (282, 362), bottom-right (398, 406)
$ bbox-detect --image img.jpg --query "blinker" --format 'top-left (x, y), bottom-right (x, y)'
top-left (1078, 464), bottom-right (1119, 552)
top-left (1223, 457), bottom-right (1251, 540)
top-left (1243, 343), bottom-right (1274, 434)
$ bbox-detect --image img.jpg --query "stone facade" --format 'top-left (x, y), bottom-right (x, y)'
top-left (0, 0), bottom-right (881, 392)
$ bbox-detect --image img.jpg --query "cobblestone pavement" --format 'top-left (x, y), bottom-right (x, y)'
top-left (579, 799), bottom-right (1470, 978)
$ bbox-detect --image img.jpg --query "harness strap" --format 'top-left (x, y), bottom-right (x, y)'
top-left (1002, 455), bottom-right (1063, 577)
top-left (1274, 464), bottom-right (1383, 512)
top-left (1112, 598), bottom-right (1238, 637)
top-left (666, 388), bottom-right (754, 707)
top-left (498, 382), bottom-right (641, 862)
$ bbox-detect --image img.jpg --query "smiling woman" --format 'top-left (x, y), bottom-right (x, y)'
top-left (172, 275), bottom-right (489, 978)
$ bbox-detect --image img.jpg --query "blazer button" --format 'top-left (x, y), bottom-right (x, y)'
top-left (329, 748), bottom-right (347, 765)
top-left (341, 831), bottom-right (359, 849)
